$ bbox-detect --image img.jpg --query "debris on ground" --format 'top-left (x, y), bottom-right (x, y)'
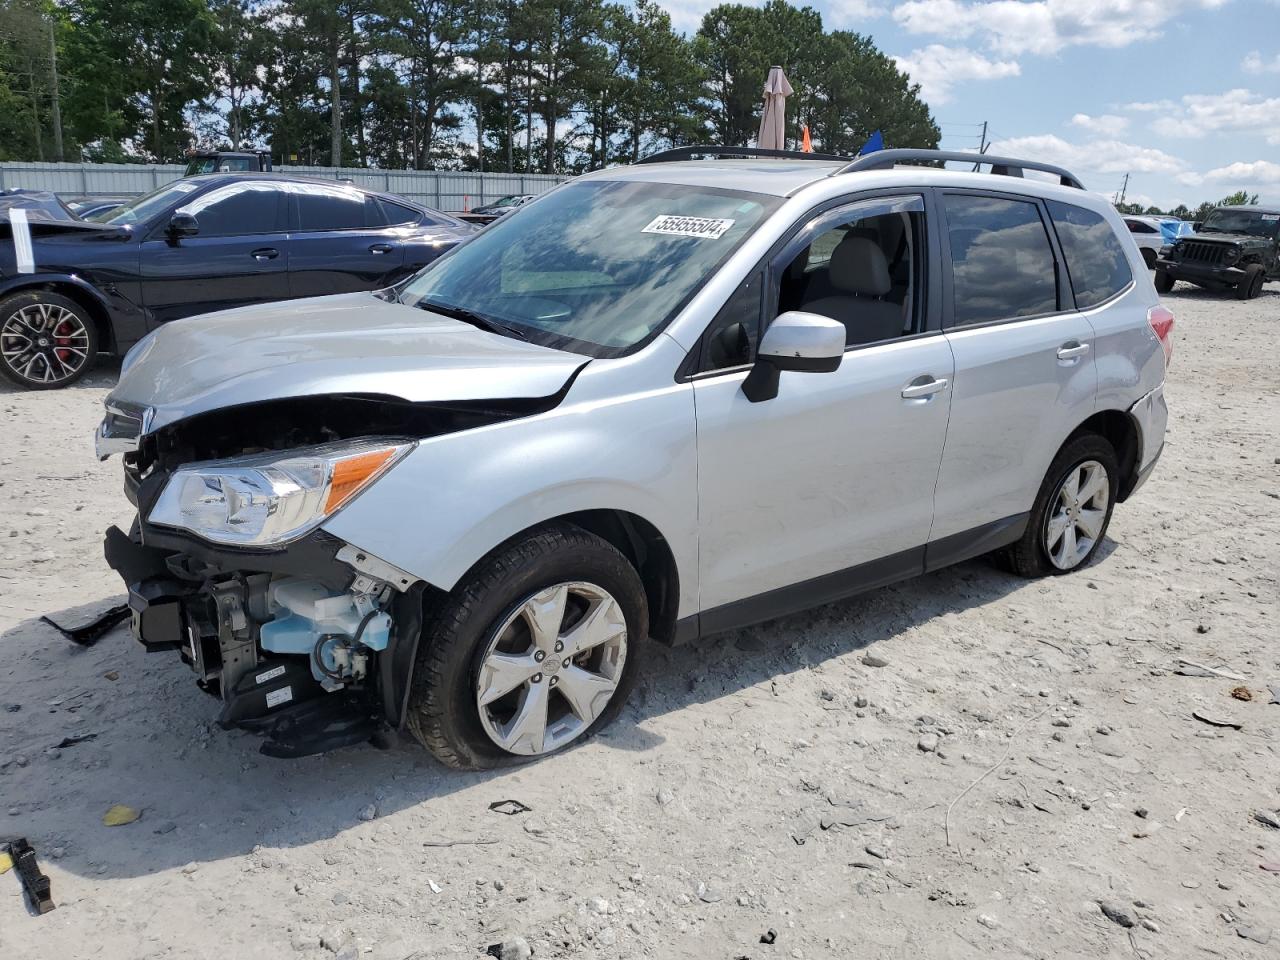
top-left (102, 804), bottom-right (141, 827)
top-left (54, 733), bottom-right (97, 748)
top-left (488, 799), bottom-right (532, 816)
top-left (1230, 686), bottom-right (1252, 702)
top-left (38, 604), bottom-right (130, 647)
top-left (1175, 659), bottom-right (1246, 681)
top-left (759, 929), bottom-right (777, 944)
top-left (1252, 810), bottom-right (1280, 830)
top-left (3, 838), bottom-right (54, 914)
top-left (1099, 901), bottom-right (1136, 928)
top-left (1192, 710), bottom-right (1242, 730)
top-left (1237, 926), bottom-right (1272, 945)
top-left (487, 937), bottom-right (531, 960)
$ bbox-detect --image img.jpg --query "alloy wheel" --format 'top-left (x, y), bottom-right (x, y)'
top-left (1044, 459), bottom-right (1109, 570)
top-left (475, 581), bottom-right (628, 756)
top-left (0, 303), bottom-right (91, 385)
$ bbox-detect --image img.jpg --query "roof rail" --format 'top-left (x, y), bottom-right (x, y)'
top-left (832, 149), bottom-right (1086, 190)
top-left (638, 145), bottom-right (850, 164)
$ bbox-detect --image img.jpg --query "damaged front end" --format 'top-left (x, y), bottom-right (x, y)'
top-left (100, 391), bottom-right (559, 757)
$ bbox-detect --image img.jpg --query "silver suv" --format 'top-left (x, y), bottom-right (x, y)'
top-left (96, 148), bottom-right (1172, 767)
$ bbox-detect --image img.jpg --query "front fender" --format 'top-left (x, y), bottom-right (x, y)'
top-left (0, 271), bottom-right (139, 352)
top-left (322, 356), bottom-right (700, 618)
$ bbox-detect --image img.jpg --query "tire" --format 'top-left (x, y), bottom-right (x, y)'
top-left (1235, 264), bottom-right (1265, 300)
top-left (1153, 269), bottom-right (1175, 294)
top-left (1141, 248), bottom-right (1157, 270)
top-left (1000, 434), bottom-right (1120, 578)
top-left (0, 290), bottom-right (98, 389)
top-left (406, 524), bottom-right (648, 769)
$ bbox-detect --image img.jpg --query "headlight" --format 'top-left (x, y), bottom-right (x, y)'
top-left (1158, 244), bottom-right (1174, 257)
top-left (148, 438), bottom-right (414, 546)
top-left (1222, 247), bottom-right (1240, 265)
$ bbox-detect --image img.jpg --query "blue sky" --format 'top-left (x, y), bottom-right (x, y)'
top-left (655, 0), bottom-right (1280, 209)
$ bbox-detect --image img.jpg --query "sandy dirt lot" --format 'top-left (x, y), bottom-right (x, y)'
top-left (1, 283), bottom-right (1278, 960)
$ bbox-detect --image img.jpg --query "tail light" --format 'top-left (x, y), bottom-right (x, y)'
top-left (1148, 305), bottom-right (1174, 368)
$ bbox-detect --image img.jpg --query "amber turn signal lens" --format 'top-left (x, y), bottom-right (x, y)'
top-left (324, 447), bottom-right (398, 513)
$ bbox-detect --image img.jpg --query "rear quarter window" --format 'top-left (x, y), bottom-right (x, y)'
top-left (1048, 201), bottom-right (1134, 309)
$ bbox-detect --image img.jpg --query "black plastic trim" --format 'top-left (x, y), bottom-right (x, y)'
top-left (834, 149), bottom-right (1085, 190)
top-left (639, 145), bottom-right (850, 164)
top-left (923, 513), bottom-right (1028, 572)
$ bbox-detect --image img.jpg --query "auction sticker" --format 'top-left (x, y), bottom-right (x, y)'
top-left (642, 215), bottom-right (735, 239)
top-left (266, 686), bottom-right (293, 709)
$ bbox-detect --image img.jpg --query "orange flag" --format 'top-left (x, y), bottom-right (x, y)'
top-left (801, 125), bottom-right (813, 153)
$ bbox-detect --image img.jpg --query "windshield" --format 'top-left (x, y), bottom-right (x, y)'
top-left (91, 180), bottom-right (202, 225)
top-left (1199, 208), bottom-right (1280, 239)
top-left (400, 179), bottom-right (780, 357)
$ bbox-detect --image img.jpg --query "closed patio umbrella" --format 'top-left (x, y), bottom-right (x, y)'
top-left (757, 65), bottom-right (793, 151)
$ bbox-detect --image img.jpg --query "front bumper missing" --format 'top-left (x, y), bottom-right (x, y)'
top-left (1155, 259), bottom-right (1246, 285)
top-left (103, 523), bottom-right (422, 757)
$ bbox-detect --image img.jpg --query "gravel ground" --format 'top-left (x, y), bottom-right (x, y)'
top-left (1, 283), bottom-right (1278, 960)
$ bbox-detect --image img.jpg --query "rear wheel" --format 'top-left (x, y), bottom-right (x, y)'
top-left (1236, 264), bottom-right (1265, 300)
top-left (407, 524), bottom-right (647, 769)
top-left (1001, 434), bottom-right (1119, 578)
top-left (1153, 270), bottom-right (1175, 294)
top-left (0, 291), bottom-right (98, 389)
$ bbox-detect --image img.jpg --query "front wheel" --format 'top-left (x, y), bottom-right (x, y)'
top-left (1153, 269), bottom-right (1175, 294)
top-left (0, 291), bottom-right (98, 389)
top-left (1000, 434), bottom-right (1119, 578)
top-left (1236, 264), bottom-right (1265, 300)
top-left (406, 525), bottom-right (647, 769)
top-left (1141, 248), bottom-right (1157, 270)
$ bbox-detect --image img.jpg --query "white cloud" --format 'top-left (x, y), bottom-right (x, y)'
top-left (654, 0), bottom-right (733, 32)
top-left (1242, 50), bottom-right (1280, 74)
top-left (826, 0), bottom-right (884, 26)
top-left (893, 0), bottom-right (1230, 57)
top-left (989, 133), bottom-right (1186, 177)
top-left (892, 45), bottom-right (1020, 104)
top-left (1069, 113), bottom-right (1128, 136)
top-left (1204, 160), bottom-right (1280, 184)
top-left (1146, 88), bottom-right (1280, 143)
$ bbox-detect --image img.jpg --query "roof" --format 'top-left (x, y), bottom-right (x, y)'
top-left (1211, 204), bottom-right (1280, 214)
top-left (179, 172), bottom-right (431, 207)
top-left (578, 159), bottom-right (845, 197)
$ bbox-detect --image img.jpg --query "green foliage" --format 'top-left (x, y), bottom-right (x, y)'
top-left (0, 0), bottom-right (938, 170)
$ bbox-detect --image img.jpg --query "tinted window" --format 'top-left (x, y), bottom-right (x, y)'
top-left (176, 182), bottom-right (285, 236)
top-left (944, 195), bottom-right (1058, 326)
top-left (1048, 201), bottom-right (1134, 309)
top-left (701, 271), bottom-right (762, 370)
top-left (774, 201), bottom-right (923, 347)
top-left (1126, 220), bottom-right (1158, 234)
top-left (371, 198), bottom-right (419, 226)
top-left (296, 186), bottom-right (368, 231)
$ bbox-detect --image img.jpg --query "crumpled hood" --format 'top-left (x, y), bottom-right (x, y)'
top-left (1186, 232), bottom-right (1267, 246)
top-left (109, 291), bottom-right (589, 430)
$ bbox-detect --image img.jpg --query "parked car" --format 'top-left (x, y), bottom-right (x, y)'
top-left (96, 147), bottom-right (1170, 765)
top-left (0, 174), bottom-right (474, 388)
top-left (64, 196), bottom-right (131, 220)
top-left (457, 194), bottom-right (536, 225)
top-left (183, 150), bottom-right (272, 176)
top-left (1155, 204), bottom-right (1280, 299)
top-left (1123, 215), bottom-right (1193, 268)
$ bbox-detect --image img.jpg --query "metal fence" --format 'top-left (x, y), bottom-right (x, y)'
top-left (0, 162), bottom-right (566, 212)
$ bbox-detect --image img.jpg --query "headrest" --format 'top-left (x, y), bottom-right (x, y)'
top-left (829, 234), bottom-right (891, 297)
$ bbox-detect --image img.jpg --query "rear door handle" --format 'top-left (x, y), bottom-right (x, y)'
top-left (1056, 340), bottom-right (1090, 360)
top-left (369, 243), bottom-right (394, 255)
top-left (901, 376), bottom-right (948, 400)
top-left (251, 247), bottom-right (279, 261)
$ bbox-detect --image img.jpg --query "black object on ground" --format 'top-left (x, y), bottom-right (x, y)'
top-left (54, 733), bottom-right (98, 748)
top-left (489, 799), bottom-right (532, 816)
top-left (40, 604), bottom-right (130, 647)
top-left (4, 837), bottom-right (55, 914)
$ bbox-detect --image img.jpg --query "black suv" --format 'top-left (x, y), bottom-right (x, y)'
top-left (1155, 205), bottom-right (1279, 299)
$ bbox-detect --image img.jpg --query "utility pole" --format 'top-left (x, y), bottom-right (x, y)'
top-left (972, 120), bottom-right (988, 170)
top-left (1116, 172), bottom-right (1130, 206)
top-left (48, 20), bottom-right (64, 161)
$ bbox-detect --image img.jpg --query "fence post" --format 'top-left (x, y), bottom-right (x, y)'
top-left (81, 165), bottom-right (89, 195)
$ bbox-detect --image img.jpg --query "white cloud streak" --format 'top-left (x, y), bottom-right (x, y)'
top-left (892, 44), bottom-right (1020, 104)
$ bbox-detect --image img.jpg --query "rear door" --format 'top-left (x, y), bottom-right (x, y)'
top-left (929, 190), bottom-right (1097, 556)
top-left (285, 184), bottom-right (408, 297)
top-left (137, 180), bottom-right (291, 324)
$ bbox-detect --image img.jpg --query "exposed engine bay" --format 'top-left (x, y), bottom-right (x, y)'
top-left (102, 391), bottom-right (564, 757)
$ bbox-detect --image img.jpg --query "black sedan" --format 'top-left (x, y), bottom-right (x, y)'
top-left (64, 196), bottom-right (131, 220)
top-left (0, 174), bottom-right (474, 388)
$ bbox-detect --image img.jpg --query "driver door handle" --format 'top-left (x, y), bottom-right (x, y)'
top-left (369, 243), bottom-right (394, 255)
top-left (251, 247), bottom-right (279, 261)
top-left (901, 376), bottom-right (948, 399)
top-left (1057, 340), bottom-right (1090, 360)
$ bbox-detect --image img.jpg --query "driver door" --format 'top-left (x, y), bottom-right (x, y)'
top-left (691, 194), bottom-right (954, 628)
top-left (138, 180), bottom-right (291, 325)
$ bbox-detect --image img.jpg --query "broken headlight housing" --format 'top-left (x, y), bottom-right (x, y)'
top-left (148, 439), bottom-right (414, 547)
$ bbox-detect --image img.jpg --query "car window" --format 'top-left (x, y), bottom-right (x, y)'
top-left (944, 194), bottom-right (1058, 327)
top-left (295, 185), bottom-right (369, 231)
top-left (1047, 201), bottom-right (1134, 309)
top-left (768, 198), bottom-right (924, 349)
top-left (399, 179), bottom-right (780, 358)
top-left (176, 181), bottom-right (286, 236)
top-left (700, 271), bottom-right (764, 371)
top-left (1126, 220), bottom-right (1158, 234)
top-left (370, 197), bottom-right (419, 226)
top-left (94, 181), bottom-right (202, 225)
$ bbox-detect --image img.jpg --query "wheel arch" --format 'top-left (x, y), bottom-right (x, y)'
top-left (0, 276), bottom-right (116, 353)
top-left (1066, 409), bottom-right (1142, 501)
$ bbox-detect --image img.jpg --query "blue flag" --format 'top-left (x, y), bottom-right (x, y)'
top-left (858, 130), bottom-right (885, 155)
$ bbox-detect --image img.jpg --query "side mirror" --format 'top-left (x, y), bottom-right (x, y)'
top-left (742, 311), bottom-right (845, 403)
top-left (167, 212), bottom-right (199, 238)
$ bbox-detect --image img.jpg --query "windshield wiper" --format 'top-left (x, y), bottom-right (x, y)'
top-left (414, 298), bottom-right (529, 341)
